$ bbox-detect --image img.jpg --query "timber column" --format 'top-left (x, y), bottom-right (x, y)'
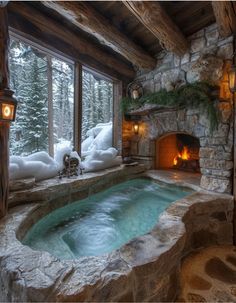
top-left (0, 4), bottom-right (10, 218)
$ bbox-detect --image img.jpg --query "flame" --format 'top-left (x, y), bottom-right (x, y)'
top-left (173, 146), bottom-right (190, 166)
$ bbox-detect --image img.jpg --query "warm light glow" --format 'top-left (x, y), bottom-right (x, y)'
top-left (132, 89), bottom-right (139, 99)
top-left (2, 103), bottom-right (14, 120)
top-left (133, 122), bottom-right (139, 134)
top-left (229, 65), bottom-right (236, 93)
top-left (173, 146), bottom-right (190, 166)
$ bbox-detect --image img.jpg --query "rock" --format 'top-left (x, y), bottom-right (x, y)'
top-left (161, 69), bottom-right (186, 91)
top-left (206, 29), bottom-right (219, 46)
top-left (217, 43), bottom-right (234, 60)
top-left (218, 102), bottom-right (232, 123)
top-left (9, 178), bottom-right (35, 192)
top-left (181, 53), bottom-right (190, 65)
top-left (191, 37), bottom-right (206, 53)
top-left (200, 175), bottom-right (232, 193)
top-left (186, 54), bottom-right (223, 85)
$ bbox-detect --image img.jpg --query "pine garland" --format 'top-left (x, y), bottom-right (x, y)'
top-left (121, 81), bottom-right (219, 132)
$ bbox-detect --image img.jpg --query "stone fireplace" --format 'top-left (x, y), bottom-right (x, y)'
top-left (124, 102), bottom-right (233, 194)
top-left (156, 133), bottom-right (200, 172)
top-left (123, 23), bottom-right (234, 194)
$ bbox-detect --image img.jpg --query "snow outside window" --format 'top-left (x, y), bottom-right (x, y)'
top-left (82, 69), bottom-right (113, 142)
top-left (52, 58), bottom-right (74, 154)
top-left (9, 37), bottom-right (74, 156)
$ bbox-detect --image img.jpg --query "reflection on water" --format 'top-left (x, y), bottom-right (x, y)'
top-left (23, 178), bottom-right (191, 259)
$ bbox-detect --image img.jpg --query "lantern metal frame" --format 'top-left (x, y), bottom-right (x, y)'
top-left (127, 81), bottom-right (143, 100)
top-left (0, 88), bottom-right (18, 122)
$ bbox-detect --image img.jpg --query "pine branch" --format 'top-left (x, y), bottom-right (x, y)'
top-left (121, 81), bottom-right (219, 133)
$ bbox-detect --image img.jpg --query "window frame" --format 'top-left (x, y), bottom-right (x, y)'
top-left (80, 66), bottom-right (122, 154)
top-left (9, 31), bottom-right (75, 157)
top-left (9, 30), bottom-right (122, 157)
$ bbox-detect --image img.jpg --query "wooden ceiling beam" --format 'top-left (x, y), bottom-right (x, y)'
top-left (41, 1), bottom-right (156, 69)
top-left (8, 2), bottom-right (135, 81)
top-left (212, 1), bottom-right (236, 37)
top-left (123, 1), bottom-right (189, 56)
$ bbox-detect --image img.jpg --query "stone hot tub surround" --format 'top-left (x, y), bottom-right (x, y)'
top-left (0, 172), bottom-right (233, 302)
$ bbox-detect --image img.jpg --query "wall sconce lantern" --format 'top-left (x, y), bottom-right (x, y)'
top-left (127, 81), bottom-right (143, 100)
top-left (0, 89), bottom-right (17, 122)
top-left (133, 121), bottom-right (139, 135)
top-left (229, 65), bottom-right (236, 93)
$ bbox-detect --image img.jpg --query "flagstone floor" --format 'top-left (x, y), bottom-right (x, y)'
top-left (178, 246), bottom-right (236, 302)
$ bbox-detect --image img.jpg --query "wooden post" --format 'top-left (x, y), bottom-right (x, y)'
top-left (233, 35), bottom-right (236, 244)
top-left (74, 63), bottom-right (82, 154)
top-left (0, 5), bottom-right (10, 218)
top-left (47, 56), bottom-right (54, 157)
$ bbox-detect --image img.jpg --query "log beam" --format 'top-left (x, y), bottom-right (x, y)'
top-left (212, 1), bottom-right (236, 37)
top-left (0, 6), bottom-right (10, 218)
top-left (41, 1), bottom-right (156, 70)
top-left (8, 2), bottom-right (135, 82)
top-left (123, 1), bottom-right (189, 56)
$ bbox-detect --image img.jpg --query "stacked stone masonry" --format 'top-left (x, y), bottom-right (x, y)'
top-left (128, 23), bottom-right (234, 194)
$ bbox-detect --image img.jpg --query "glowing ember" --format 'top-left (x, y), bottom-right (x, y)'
top-left (173, 146), bottom-right (190, 166)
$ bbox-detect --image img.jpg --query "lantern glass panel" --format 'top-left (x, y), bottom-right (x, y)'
top-left (229, 67), bottom-right (236, 93)
top-left (133, 123), bottom-right (139, 134)
top-left (1, 103), bottom-right (15, 120)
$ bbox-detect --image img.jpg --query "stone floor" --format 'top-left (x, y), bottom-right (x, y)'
top-left (178, 246), bottom-right (236, 302)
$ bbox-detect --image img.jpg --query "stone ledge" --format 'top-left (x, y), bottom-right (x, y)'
top-left (8, 164), bottom-right (146, 208)
top-left (0, 173), bottom-right (233, 302)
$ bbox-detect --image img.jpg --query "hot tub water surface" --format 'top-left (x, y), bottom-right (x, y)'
top-left (23, 178), bottom-right (192, 259)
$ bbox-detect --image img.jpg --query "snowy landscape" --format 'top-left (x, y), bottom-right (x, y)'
top-left (8, 37), bottom-right (119, 180)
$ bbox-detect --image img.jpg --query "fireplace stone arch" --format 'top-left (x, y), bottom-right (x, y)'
top-left (130, 106), bottom-right (233, 194)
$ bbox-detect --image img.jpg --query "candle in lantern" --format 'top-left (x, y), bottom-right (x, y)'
top-left (132, 89), bottom-right (139, 99)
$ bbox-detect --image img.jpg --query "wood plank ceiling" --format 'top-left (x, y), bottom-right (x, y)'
top-left (8, 1), bottom-right (236, 81)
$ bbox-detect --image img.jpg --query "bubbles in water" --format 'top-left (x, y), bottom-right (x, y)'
top-left (23, 178), bottom-right (191, 259)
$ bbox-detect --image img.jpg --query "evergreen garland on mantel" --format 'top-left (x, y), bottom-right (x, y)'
top-left (121, 81), bottom-right (219, 132)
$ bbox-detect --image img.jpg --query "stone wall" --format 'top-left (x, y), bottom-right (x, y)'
top-left (124, 23), bottom-right (234, 194)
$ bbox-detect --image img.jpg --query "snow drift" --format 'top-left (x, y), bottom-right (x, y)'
top-left (9, 122), bottom-right (121, 181)
top-left (9, 152), bottom-right (59, 181)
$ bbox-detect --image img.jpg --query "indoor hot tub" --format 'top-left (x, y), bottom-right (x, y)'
top-left (0, 169), bottom-right (233, 302)
top-left (22, 178), bottom-right (192, 260)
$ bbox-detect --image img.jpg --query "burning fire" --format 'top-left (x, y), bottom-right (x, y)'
top-left (173, 146), bottom-right (190, 166)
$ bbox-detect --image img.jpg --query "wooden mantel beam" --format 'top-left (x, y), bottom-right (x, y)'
top-left (123, 1), bottom-right (189, 56)
top-left (0, 5), bottom-right (10, 218)
top-left (41, 1), bottom-right (156, 70)
top-left (8, 2), bottom-right (135, 81)
top-left (212, 1), bottom-right (236, 37)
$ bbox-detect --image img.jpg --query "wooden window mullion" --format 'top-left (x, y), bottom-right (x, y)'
top-left (47, 55), bottom-right (54, 157)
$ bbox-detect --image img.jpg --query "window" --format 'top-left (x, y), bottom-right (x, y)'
top-left (81, 68), bottom-right (113, 153)
top-left (9, 36), bottom-right (74, 156)
top-left (52, 58), bottom-right (74, 154)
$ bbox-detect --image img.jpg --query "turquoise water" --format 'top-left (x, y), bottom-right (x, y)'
top-left (23, 178), bottom-right (192, 259)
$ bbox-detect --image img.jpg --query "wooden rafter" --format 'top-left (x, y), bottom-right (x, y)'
top-left (212, 1), bottom-right (236, 37)
top-left (41, 1), bottom-right (156, 69)
top-left (123, 1), bottom-right (189, 56)
top-left (9, 2), bottom-right (135, 81)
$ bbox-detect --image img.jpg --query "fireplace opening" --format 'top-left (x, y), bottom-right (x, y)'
top-left (156, 133), bottom-right (200, 173)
